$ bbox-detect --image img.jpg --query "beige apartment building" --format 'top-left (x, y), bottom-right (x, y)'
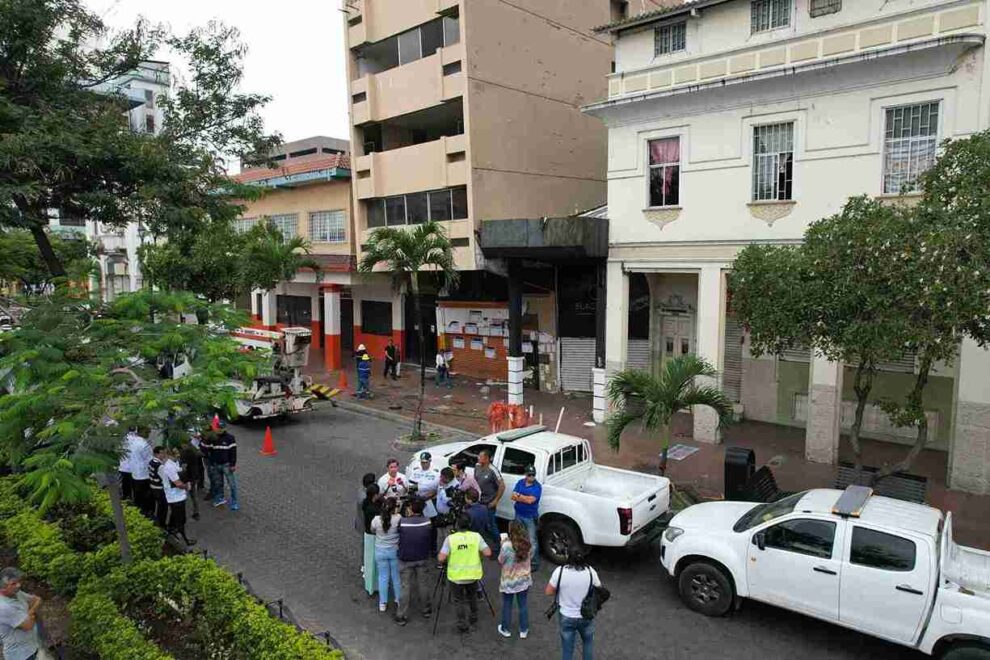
top-left (342, 0), bottom-right (652, 396)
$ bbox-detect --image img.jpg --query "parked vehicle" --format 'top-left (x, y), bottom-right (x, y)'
top-left (229, 327), bottom-right (315, 420)
top-left (411, 425), bottom-right (671, 563)
top-left (660, 486), bottom-right (990, 659)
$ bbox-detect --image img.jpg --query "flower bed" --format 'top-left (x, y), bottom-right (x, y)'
top-left (0, 479), bottom-right (343, 659)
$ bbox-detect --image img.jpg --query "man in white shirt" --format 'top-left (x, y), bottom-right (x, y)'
top-left (0, 567), bottom-right (40, 660)
top-left (546, 550), bottom-right (602, 659)
top-left (377, 457), bottom-right (408, 500)
top-left (435, 351), bottom-right (452, 388)
top-left (126, 429), bottom-right (153, 517)
top-left (161, 450), bottom-right (196, 547)
top-left (118, 433), bottom-right (133, 502)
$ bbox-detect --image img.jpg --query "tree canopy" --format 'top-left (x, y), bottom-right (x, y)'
top-left (0, 0), bottom-right (279, 279)
top-left (0, 229), bottom-right (96, 293)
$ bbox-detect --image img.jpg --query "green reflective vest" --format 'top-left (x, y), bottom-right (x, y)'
top-left (447, 531), bottom-right (483, 582)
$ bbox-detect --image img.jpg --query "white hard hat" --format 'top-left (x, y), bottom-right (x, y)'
top-left (357, 344), bottom-right (366, 351)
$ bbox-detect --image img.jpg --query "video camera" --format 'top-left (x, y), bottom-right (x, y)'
top-left (434, 484), bottom-right (467, 527)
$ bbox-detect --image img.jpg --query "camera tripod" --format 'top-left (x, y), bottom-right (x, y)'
top-left (431, 563), bottom-right (495, 636)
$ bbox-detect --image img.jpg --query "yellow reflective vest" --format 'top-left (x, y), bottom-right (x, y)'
top-left (447, 531), bottom-right (483, 582)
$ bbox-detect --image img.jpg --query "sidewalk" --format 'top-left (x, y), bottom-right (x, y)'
top-left (307, 356), bottom-right (990, 549)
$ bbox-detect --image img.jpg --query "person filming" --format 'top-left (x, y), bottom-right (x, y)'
top-left (437, 514), bottom-right (491, 633)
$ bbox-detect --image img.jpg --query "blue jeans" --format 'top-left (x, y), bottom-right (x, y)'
top-left (560, 616), bottom-right (594, 660)
top-left (501, 589), bottom-right (529, 633)
top-left (375, 546), bottom-right (401, 607)
top-left (519, 516), bottom-right (540, 570)
top-left (357, 374), bottom-right (370, 398)
top-left (211, 464), bottom-right (238, 507)
top-left (486, 507), bottom-right (500, 548)
top-left (435, 366), bottom-right (452, 387)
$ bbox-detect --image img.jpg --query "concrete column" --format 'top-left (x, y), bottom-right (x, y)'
top-left (507, 356), bottom-right (524, 406)
top-left (250, 289), bottom-right (260, 319)
top-left (592, 367), bottom-right (607, 423)
top-left (805, 352), bottom-right (843, 464)
top-left (949, 338), bottom-right (990, 494)
top-left (391, 291), bottom-right (406, 365)
top-left (693, 267), bottom-right (725, 443)
top-left (604, 261), bottom-right (629, 380)
top-left (322, 286), bottom-right (342, 371)
top-left (310, 288), bottom-right (323, 339)
top-left (260, 291), bottom-right (277, 329)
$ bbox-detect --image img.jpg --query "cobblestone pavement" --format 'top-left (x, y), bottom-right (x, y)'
top-left (189, 405), bottom-right (922, 660)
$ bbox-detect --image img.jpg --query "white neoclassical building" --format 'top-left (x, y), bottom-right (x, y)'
top-left (584, 0), bottom-right (990, 493)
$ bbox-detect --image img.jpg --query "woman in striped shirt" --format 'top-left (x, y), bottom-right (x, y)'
top-left (497, 520), bottom-right (533, 638)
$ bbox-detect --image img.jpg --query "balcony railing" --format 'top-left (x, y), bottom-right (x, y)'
top-left (351, 42), bottom-right (464, 125)
top-left (354, 135), bottom-right (467, 200)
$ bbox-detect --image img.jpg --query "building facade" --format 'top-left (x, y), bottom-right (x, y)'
top-left (585, 0), bottom-right (990, 492)
top-left (342, 0), bottom-right (623, 397)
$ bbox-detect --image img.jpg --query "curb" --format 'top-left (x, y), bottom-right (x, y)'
top-left (328, 399), bottom-right (477, 440)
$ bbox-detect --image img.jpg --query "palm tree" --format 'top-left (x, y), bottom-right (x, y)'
top-left (358, 221), bottom-right (459, 441)
top-left (606, 355), bottom-right (734, 475)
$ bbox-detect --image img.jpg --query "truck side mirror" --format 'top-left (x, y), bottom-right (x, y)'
top-left (753, 531), bottom-right (766, 551)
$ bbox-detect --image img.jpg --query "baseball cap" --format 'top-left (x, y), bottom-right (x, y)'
top-left (524, 465), bottom-right (537, 476)
top-left (419, 451), bottom-right (432, 461)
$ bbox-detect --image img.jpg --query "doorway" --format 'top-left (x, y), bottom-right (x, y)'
top-left (341, 295), bottom-right (354, 355)
top-left (404, 293), bottom-right (437, 365)
top-left (656, 293), bottom-right (695, 370)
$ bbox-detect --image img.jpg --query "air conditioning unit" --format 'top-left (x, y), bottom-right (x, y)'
top-left (112, 262), bottom-right (128, 276)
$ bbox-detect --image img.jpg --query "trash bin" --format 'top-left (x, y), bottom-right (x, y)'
top-left (724, 446), bottom-right (755, 501)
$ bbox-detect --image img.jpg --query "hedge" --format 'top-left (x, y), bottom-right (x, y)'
top-left (76, 555), bottom-right (344, 660)
top-left (0, 478), bottom-right (163, 594)
top-left (68, 592), bottom-right (170, 660)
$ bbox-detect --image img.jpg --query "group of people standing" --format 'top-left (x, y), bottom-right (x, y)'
top-left (355, 451), bottom-right (601, 658)
top-left (352, 341), bottom-right (456, 398)
top-left (116, 418), bottom-right (240, 547)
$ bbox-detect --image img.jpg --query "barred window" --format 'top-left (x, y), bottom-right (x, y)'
top-left (648, 137), bottom-right (680, 207)
top-left (233, 217), bottom-right (258, 234)
top-left (752, 0), bottom-right (790, 33)
top-left (309, 210), bottom-right (346, 243)
top-left (267, 213), bottom-right (299, 241)
top-left (654, 22), bottom-right (686, 56)
top-left (883, 102), bottom-right (939, 194)
top-left (809, 0), bottom-right (841, 18)
top-left (752, 122), bottom-right (794, 201)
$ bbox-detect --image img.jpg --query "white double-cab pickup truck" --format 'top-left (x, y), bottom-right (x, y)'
top-left (661, 485), bottom-right (990, 659)
top-left (413, 425), bottom-right (671, 564)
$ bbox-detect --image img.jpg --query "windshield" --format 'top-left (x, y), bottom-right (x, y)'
top-left (732, 491), bottom-right (808, 532)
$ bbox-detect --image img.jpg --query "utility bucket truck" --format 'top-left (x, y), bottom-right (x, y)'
top-left (230, 327), bottom-right (316, 420)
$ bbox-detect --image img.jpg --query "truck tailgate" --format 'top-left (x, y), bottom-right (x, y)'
top-left (590, 465), bottom-right (670, 534)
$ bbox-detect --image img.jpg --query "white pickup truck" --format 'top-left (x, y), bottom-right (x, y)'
top-left (412, 425), bottom-right (671, 564)
top-left (660, 486), bottom-right (990, 659)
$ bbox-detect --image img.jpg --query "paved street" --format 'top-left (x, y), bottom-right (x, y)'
top-left (189, 405), bottom-right (923, 660)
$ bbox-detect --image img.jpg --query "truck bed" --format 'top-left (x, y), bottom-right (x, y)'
top-left (554, 464), bottom-right (666, 502)
top-left (941, 512), bottom-right (990, 595)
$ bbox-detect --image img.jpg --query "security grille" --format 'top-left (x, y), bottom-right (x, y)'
top-left (723, 317), bottom-right (744, 403)
top-left (309, 210), bottom-right (346, 243)
top-left (627, 339), bottom-right (652, 372)
top-left (751, 0), bottom-right (790, 33)
top-left (883, 102), bottom-right (940, 194)
top-left (655, 22), bottom-right (686, 56)
top-left (752, 122), bottom-right (794, 201)
top-left (560, 338), bottom-right (596, 392)
top-left (268, 213), bottom-right (299, 241)
top-left (233, 217), bottom-right (257, 234)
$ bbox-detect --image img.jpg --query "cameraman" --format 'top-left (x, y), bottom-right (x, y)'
top-left (435, 468), bottom-right (457, 516)
top-left (438, 514), bottom-right (491, 633)
top-left (464, 489), bottom-right (489, 537)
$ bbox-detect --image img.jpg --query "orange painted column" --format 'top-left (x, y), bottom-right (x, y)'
top-left (322, 284), bottom-right (342, 371)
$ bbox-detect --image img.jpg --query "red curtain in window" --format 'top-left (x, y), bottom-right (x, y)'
top-left (649, 137), bottom-right (680, 165)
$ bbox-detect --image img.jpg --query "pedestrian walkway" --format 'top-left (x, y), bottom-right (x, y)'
top-left (306, 355), bottom-right (990, 550)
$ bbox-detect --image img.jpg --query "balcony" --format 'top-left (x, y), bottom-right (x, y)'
top-left (354, 135), bottom-right (467, 200)
top-left (351, 43), bottom-right (464, 125)
top-left (593, 3), bottom-right (984, 107)
top-left (347, 0), bottom-right (455, 48)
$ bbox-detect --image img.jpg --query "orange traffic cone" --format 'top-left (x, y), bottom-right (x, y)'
top-left (211, 414), bottom-right (220, 432)
top-left (260, 426), bottom-right (278, 456)
top-left (337, 370), bottom-right (348, 390)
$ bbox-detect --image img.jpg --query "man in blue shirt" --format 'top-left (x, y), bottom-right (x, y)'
top-left (511, 465), bottom-right (543, 571)
top-left (464, 489), bottom-right (489, 538)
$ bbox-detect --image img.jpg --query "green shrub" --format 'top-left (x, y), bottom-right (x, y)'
top-left (69, 592), bottom-right (171, 660)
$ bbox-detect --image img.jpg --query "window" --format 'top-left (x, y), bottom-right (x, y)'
top-left (752, 122), bottom-right (794, 201)
top-left (276, 295), bottom-right (312, 326)
top-left (450, 443), bottom-right (495, 470)
top-left (233, 217), bottom-right (258, 234)
top-left (309, 210), bottom-right (346, 243)
top-left (360, 300), bottom-right (392, 336)
top-left (367, 200), bottom-right (386, 228)
top-left (654, 22), bottom-right (686, 56)
top-left (144, 89), bottom-right (154, 108)
top-left (851, 527), bottom-right (916, 571)
top-left (810, 0), bottom-right (841, 17)
top-left (385, 196), bottom-right (407, 226)
top-left (442, 61), bottom-right (462, 76)
top-left (421, 19), bottom-right (444, 58)
top-left (443, 16), bottom-right (460, 47)
top-left (883, 102), bottom-right (939, 194)
top-left (501, 448), bottom-right (536, 476)
top-left (145, 114), bottom-right (155, 133)
top-left (751, 0), bottom-right (791, 33)
top-left (648, 137), bottom-right (680, 207)
top-left (558, 446), bottom-right (579, 472)
top-left (733, 490), bottom-right (806, 531)
top-left (406, 192), bottom-right (429, 224)
top-left (268, 213), bottom-right (298, 241)
top-left (398, 29), bottom-right (422, 66)
top-left (430, 190), bottom-right (454, 222)
top-left (451, 187), bottom-right (468, 219)
top-left (762, 519), bottom-right (835, 558)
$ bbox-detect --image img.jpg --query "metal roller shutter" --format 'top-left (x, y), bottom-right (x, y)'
top-left (560, 337), bottom-right (596, 392)
top-left (627, 339), bottom-right (652, 372)
top-left (723, 317), bottom-right (743, 403)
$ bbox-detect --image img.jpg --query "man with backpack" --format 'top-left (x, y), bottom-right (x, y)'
top-left (546, 548), bottom-right (606, 660)
top-left (395, 499), bottom-right (432, 626)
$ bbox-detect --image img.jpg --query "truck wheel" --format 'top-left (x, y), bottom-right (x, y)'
top-left (540, 519), bottom-right (584, 565)
top-left (941, 643), bottom-right (990, 660)
top-left (678, 561), bottom-right (734, 617)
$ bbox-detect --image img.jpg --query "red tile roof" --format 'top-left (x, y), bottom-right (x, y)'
top-left (233, 153), bottom-right (351, 184)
